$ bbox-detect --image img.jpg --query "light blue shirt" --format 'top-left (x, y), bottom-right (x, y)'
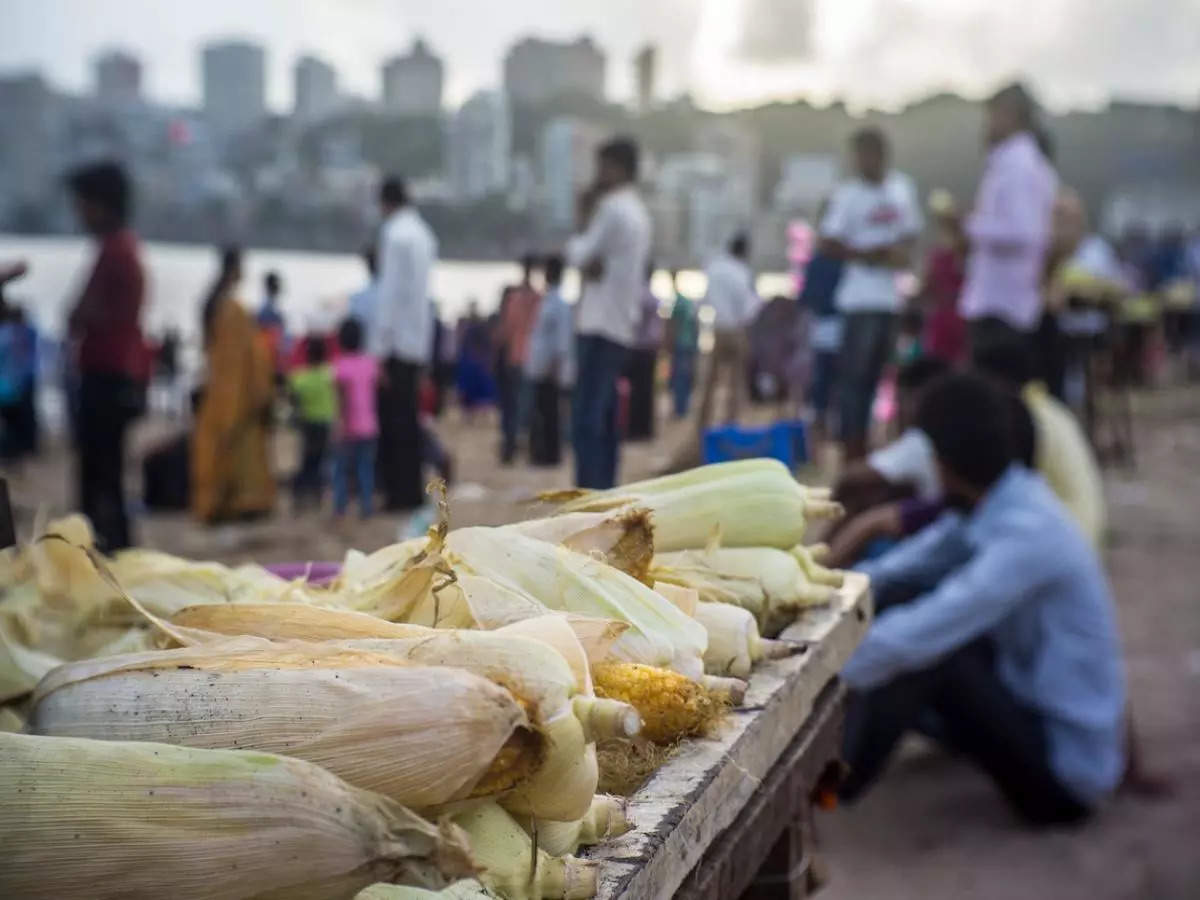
top-left (524, 287), bottom-right (573, 386)
top-left (845, 465), bottom-right (1126, 804)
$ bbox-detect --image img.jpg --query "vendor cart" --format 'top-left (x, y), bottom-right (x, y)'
top-left (588, 573), bottom-right (871, 899)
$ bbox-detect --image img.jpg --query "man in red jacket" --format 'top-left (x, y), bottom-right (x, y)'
top-left (66, 162), bottom-right (147, 551)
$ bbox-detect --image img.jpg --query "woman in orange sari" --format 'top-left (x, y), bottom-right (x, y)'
top-left (191, 247), bottom-right (276, 522)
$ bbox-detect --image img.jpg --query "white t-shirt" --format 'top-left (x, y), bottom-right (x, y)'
top-left (567, 185), bottom-right (652, 348)
top-left (703, 252), bottom-right (759, 330)
top-left (821, 171), bottom-right (922, 314)
top-left (868, 427), bottom-right (940, 500)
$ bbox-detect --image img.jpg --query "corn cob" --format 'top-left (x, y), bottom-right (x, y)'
top-left (652, 546), bottom-right (837, 636)
top-left (516, 794), bottom-right (632, 857)
top-left (592, 661), bottom-right (722, 744)
top-left (693, 601), bottom-right (801, 679)
top-left (506, 508), bottom-right (655, 584)
top-left (29, 640), bottom-right (533, 812)
top-left (447, 527), bottom-right (708, 679)
top-left (546, 459), bottom-right (842, 552)
top-left (452, 802), bottom-right (597, 899)
top-left (0, 731), bottom-right (474, 899)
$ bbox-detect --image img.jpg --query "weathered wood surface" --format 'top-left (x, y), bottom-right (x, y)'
top-left (589, 573), bottom-right (872, 900)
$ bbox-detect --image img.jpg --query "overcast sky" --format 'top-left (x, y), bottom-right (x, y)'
top-left (3, 0), bottom-right (1198, 112)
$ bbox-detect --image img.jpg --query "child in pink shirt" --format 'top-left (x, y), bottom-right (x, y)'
top-left (332, 318), bottom-right (380, 517)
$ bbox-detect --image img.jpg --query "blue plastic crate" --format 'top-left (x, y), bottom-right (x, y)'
top-left (703, 420), bottom-right (807, 468)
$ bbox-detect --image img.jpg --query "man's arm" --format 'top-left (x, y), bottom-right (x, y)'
top-left (845, 535), bottom-right (1048, 690)
top-left (566, 199), bottom-right (614, 280)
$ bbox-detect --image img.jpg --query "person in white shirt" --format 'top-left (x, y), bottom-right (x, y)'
top-left (960, 82), bottom-right (1058, 358)
top-left (566, 137), bottom-right (652, 488)
top-left (371, 175), bottom-right (438, 511)
top-left (820, 128), bottom-right (923, 460)
top-left (698, 233), bottom-right (759, 429)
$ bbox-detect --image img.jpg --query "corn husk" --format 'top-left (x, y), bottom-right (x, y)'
top-left (355, 883), bottom-right (492, 899)
top-left (506, 509), bottom-right (655, 583)
top-left (693, 601), bottom-right (800, 679)
top-left (29, 640), bottom-right (531, 811)
top-left (453, 802), bottom-right (597, 900)
top-left (446, 527), bottom-right (707, 679)
top-left (546, 460), bottom-right (842, 552)
top-left (0, 731), bottom-right (475, 900)
top-left (516, 794), bottom-right (631, 857)
top-left (0, 704), bottom-right (25, 732)
top-left (652, 546), bottom-right (836, 635)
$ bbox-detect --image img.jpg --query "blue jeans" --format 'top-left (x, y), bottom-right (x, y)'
top-left (333, 438), bottom-right (376, 517)
top-left (669, 349), bottom-right (695, 418)
top-left (572, 334), bottom-right (628, 489)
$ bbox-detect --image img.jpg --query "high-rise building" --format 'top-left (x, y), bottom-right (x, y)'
top-left (202, 40), bottom-right (266, 139)
top-left (381, 39), bottom-right (444, 116)
top-left (541, 116), bottom-right (605, 230)
top-left (504, 36), bottom-right (605, 106)
top-left (449, 91), bottom-right (511, 203)
top-left (0, 74), bottom-right (59, 216)
top-left (95, 49), bottom-right (141, 104)
top-left (294, 55), bottom-right (338, 124)
top-left (634, 45), bottom-right (656, 113)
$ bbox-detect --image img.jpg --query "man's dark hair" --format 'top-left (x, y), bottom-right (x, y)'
top-left (543, 253), bottom-right (565, 285)
top-left (915, 372), bottom-right (1016, 490)
top-left (66, 161), bottom-right (132, 225)
top-left (264, 270), bottom-right (282, 295)
top-left (306, 335), bottom-right (327, 365)
top-left (973, 338), bottom-right (1036, 389)
top-left (989, 81), bottom-right (1037, 129)
top-left (598, 137), bottom-right (639, 181)
top-left (338, 317), bottom-right (364, 353)
top-left (897, 356), bottom-right (951, 393)
top-left (851, 127), bottom-right (887, 155)
top-left (729, 233), bottom-right (749, 258)
top-left (520, 253), bottom-right (539, 276)
top-left (380, 176), bottom-right (408, 207)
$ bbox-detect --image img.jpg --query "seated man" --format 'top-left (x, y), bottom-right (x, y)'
top-left (840, 372), bottom-right (1126, 825)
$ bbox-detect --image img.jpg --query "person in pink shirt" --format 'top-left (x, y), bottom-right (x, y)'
top-left (960, 82), bottom-right (1058, 359)
top-left (332, 318), bottom-right (380, 518)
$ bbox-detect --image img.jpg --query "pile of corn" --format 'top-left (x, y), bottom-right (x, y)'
top-left (0, 461), bottom-right (844, 899)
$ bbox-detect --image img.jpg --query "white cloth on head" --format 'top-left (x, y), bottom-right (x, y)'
top-left (567, 185), bottom-right (652, 348)
top-left (868, 427), bottom-right (940, 500)
top-left (371, 207), bottom-right (437, 365)
top-left (960, 132), bottom-right (1058, 331)
top-left (703, 252), bottom-right (760, 330)
top-left (820, 170), bottom-right (922, 314)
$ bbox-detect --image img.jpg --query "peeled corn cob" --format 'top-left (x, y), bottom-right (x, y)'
top-left (592, 661), bottom-right (722, 744)
top-left (452, 802), bottom-right (597, 900)
top-left (693, 601), bottom-right (800, 679)
top-left (547, 460), bottom-right (842, 552)
top-left (29, 640), bottom-right (533, 812)
top-left (516, 794), bottom-right (631, 857)
top-left (447, 527), bottom-right (708, 679)
top-left (0, 731), bottom-right (474, 899)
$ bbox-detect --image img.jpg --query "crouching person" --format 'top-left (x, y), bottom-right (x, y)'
top-left (839, 372), bottom-right (1125, 825)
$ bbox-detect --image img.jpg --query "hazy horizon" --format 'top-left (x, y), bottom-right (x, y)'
top-left (2, 0), bottom-right (1198, 114)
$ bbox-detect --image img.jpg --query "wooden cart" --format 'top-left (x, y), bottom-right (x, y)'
top-left (588, 573), bottom-right (872, 899)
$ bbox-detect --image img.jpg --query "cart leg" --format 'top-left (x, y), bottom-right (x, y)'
top-left (740, 814), bottom-right (811, 900)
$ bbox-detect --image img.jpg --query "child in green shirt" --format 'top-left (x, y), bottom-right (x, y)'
top-left (288, 337), bottom-right (337, 509)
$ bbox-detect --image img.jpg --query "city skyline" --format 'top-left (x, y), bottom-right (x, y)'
top-left (3, 0), bottom-right (1199, 115)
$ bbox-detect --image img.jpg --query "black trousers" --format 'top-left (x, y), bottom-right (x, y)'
top-left (0, 385), bottom-right (37, 461)
top-left (77, 373), bottom-right (137, 552)
top-left (528, 377), bottom-right (562, 467)
top-left (293, 421), bottom-right (330, 507)
top-left (842, 635), bottom-right (1091, 826)
top-left (626, 348), bottom-right (657, 441)
top-left (377, 358), bottom-right (424, 511)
